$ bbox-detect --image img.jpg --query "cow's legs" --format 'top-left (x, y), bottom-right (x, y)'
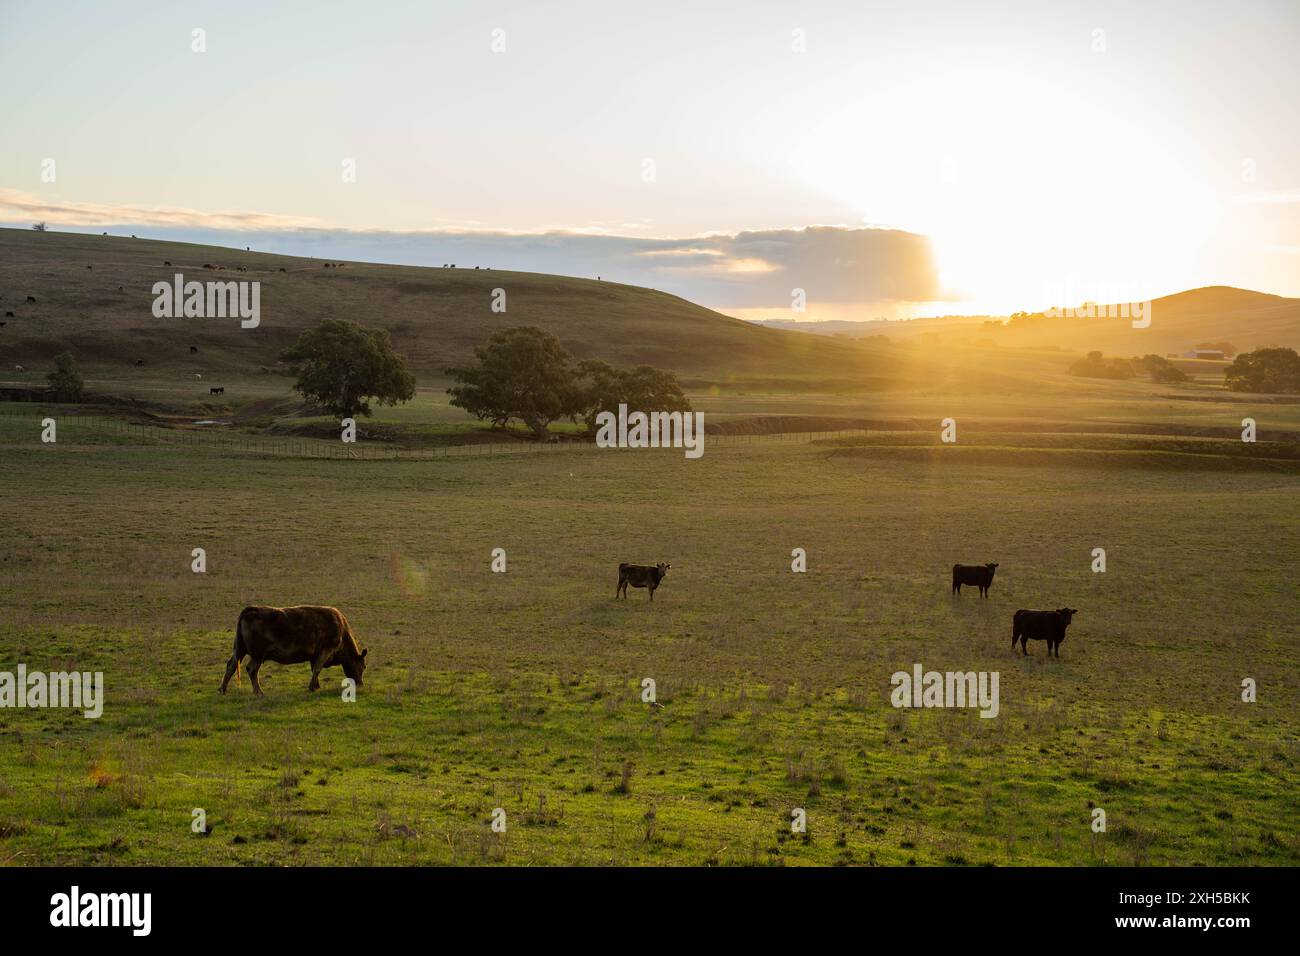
top-left (247, 658), bottom-right (265, 696)
top-left (219, 654), bottom-right (240, 694)
top-left (308, 649), bottom-right (332, 691)
top-left (1020, 637), bottom-right (1029, 657)
top-left (649, 585), bottom-right (655, 602)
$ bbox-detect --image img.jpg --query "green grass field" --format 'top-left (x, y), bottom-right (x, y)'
top-left (1, 397), bottom-right (1296, 866)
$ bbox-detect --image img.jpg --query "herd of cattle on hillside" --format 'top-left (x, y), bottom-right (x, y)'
top-left (218, 561), bottom-right (1079, 695)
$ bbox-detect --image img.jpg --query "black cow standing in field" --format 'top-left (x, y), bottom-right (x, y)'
top-left (26, 296), bottom-right (36, 304)
top-left (189, 345), bottom-right (198, 354)
top-left (1012, 608), bottom-right (1078, 658)
top-left (952, 562), bottom-right (998, 597)
top-left (209, 386), bottom-right (224, 396)
top-left (617, 562), bottom-right (671, 601)
top-left (219, 604), bottom-right (368, 696)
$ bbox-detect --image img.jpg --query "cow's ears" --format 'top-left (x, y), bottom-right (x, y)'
top-left (361, 648), bottom-right (368, 658)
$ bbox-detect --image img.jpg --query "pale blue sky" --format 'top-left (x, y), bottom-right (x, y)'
top-left (2, 0), bottom-right (1297, 317)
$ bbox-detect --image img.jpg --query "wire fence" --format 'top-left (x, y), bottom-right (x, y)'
top-left (0, 403), bottom-right (869, 460)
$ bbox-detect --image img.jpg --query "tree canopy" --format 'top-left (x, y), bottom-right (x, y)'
top-left (446, 326), bottom-right (692, 439)
top-left (46, 351), bottom-right (84, 401)
top-left (1138, 354), bottom-right (1189, 384)
top-left (1224, 347), bottom-right (1300, 394)
top-left (279, 319), bottom-right (416, 418)
top-left (446, 326), bottom-right (581, 439)
top-left (574, 360), bottom-right (692, 432)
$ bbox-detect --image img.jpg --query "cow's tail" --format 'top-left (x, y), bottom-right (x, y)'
top-left (231, 607), bottom-right (251, 685)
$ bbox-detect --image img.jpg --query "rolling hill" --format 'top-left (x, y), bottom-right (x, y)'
top-left (0, 228), bottom-right (1018, 393)
top-left (754, 286), bottom-right (1300, 356)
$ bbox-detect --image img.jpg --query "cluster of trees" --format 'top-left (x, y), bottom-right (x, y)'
top-left (1137, 354), bottom-right (1190, 383)
top-left (1068, 351), bottom-right (1138, 380)
top-left (1068, 346), bottom-right (1300, 393)
top-left (1068, 351), bottom-right (1189, 383)
top-left (1225, 347), bottom-right (1300, 393)
top-left (446, 326), bottom-right (690, 439)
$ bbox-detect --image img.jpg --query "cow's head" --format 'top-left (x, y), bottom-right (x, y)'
top-left (342, 646), bottom-right (368, 687)
top-left (1056, 608), bottom-right (1079, 623)
top-left (657, 562), bottom-right (671, 574)
top-left (986, 563), bottom-right (999, 570)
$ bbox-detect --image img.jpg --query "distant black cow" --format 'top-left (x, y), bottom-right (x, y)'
top-left (164, 260), bottom-right (171, 266)
top-left (1012, 608), bottom-right (1078, 658)
top-left (135, 359), bottom-right (145, 367)
top-left (0, 322), bottom-right (6, 328)
top-left (3, 311), bottom-right (11, 318)
top-left (210, 386), bottom-right (224, 396)
top-left (25, 296), bottom-right (36, 303)
top-left (617, 562), bottom-right (671, 601)
top-left (189, 345), bottom-right (198, 354)
top-left (952, 562), bottom-right (998, 597)
top-left (278, 267), bottom-right (286, 272)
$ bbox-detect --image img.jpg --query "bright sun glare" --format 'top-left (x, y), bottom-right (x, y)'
top-left (795, 72), bottom-right (1206, 314)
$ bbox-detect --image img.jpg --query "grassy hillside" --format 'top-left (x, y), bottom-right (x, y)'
top-left (0, 228), bottom-right (1007, 393)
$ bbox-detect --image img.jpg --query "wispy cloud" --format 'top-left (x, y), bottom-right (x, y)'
top-left (0, 188), bottom-right (324, 230)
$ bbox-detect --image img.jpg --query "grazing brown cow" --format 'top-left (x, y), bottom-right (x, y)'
top-left (952, 562), bottom-right (998, 597)
top-left (219, 605), bottom-right (368, 696)
top-left (617, 562), bottom-right (671, 601)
